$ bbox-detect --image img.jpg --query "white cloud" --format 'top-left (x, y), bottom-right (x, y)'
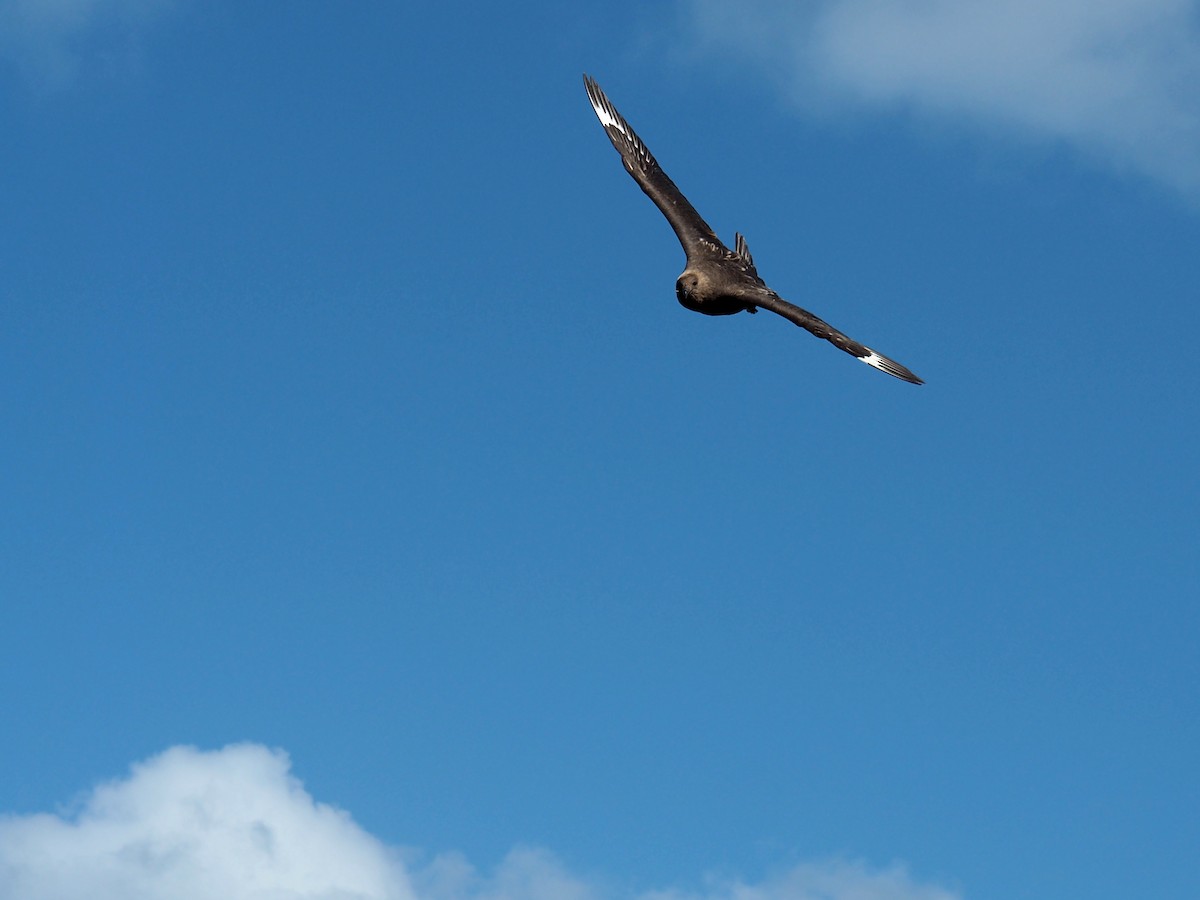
top-left (0, 0), bottom-right (176, 88)
top-left (0, 744), bottom-right (961, 900)
top-left (639, 862), bottom-right (960, 900)
top-left (681, 0), bottom-right (1200, 198)
top-left (0, 744), bottom-right (415, 900)
top-left (411, 846), bottom-right (605, 900)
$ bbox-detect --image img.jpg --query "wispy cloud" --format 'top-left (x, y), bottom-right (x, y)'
top-left (681, 0), bottom-right (1200, 198)
top-left (0, 743), bottom-right (960, 900)
top-left (0, 0), bottom-right (176, 88)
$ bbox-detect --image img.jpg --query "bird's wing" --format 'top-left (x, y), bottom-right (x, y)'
top-left (734, 232), bottom-right (758, 277)
top-left (584, 75), bottom-right (726, 262)
top-left (749, 289), bottom-right (924, 384)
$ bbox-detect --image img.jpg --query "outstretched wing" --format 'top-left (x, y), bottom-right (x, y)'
top-left (749, 289), bottom-right (924, 384)
top-left (584, 75), bottom-right (725, 262)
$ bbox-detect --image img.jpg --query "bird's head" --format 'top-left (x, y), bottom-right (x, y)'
top-left (675, 272), bottom-right (701, 310)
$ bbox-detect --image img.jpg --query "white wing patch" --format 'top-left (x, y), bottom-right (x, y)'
top-left (859, 350), bottom-right (907, 379)
top-left (590, 97), bottom-right (627, 137)
top-left (858, 349), bottom-right (920, 383)
top-left (584, 77), bottom-right (660, 175)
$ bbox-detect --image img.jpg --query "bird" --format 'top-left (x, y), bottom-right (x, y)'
top-left (583, 74), bottom-right (923, 385)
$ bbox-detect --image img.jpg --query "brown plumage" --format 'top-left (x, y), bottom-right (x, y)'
top-left (584, 74), bottom-right (923, 385)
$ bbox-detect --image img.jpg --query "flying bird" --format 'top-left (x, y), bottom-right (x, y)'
top-left (583, 75), bottom-right (923, 385)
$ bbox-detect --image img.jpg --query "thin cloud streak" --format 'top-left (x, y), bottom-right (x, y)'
top-left (0, 744), bottom-right (961, 900)
top-left (682, 0), bottom-right (1200, 198)
top-left (0, 0), bottom-right (176, 87)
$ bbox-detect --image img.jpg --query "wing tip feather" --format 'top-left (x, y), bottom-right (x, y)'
top-left (860, 350), bottom-right (924, 385)
top-left (583, 74), bottom-right (621, 131)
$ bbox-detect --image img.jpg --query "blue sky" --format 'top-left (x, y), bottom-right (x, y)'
top-left (1, 2), bottom-right (1198, 899)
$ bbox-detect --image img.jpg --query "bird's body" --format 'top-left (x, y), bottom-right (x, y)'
top-left (583, 75), bottom-right (923, 385)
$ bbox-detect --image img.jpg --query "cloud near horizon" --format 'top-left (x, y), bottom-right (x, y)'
top-left (682, 0), bottom-right (1200, 198)
top-left (0, 744), bottom-right (960, 900)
